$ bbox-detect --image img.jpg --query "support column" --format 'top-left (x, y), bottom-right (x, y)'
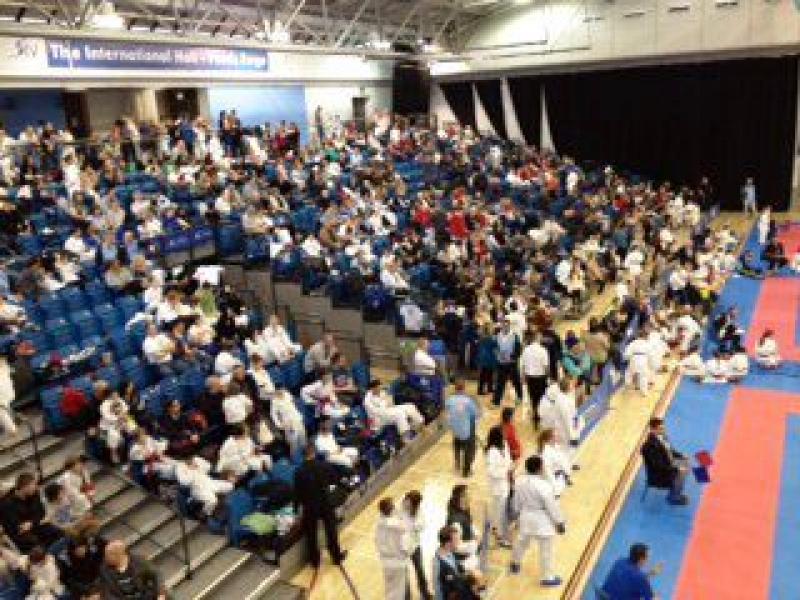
top-left (133, 88), bottom-right (159, 123)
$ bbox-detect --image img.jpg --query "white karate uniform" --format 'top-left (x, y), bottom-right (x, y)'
top-left (270, 392), bottom-right (307, 455)
top-left (486, 445), bottom-right (512, 538)
top-left (727, 352), bottom-right (749, 380)
top-left (680, 353), bottom-right (706, 379)
top-left (375, 515), bottom-right (412, 600)
top-left (222, 393), bottom-right (252, 425)
top-left (128, 435), bottom-right (177, 480)
top-left (541, 442), bottom-right (571, 498)
top-left (647, 330), bottom-right (669, 373)
top-left (538, 385), bottom-right (578, 458)
top-left (99, 398), bottom-right (135, 450)
top-left (263, 325), bottom-right (302, 363)
top-left (412, 348), bottom-right (437, 376)
top-left (364, 390), bottom-right (424, 435)
top-left (217, 435), bottom-right (271, 477)
top-left (0, 357), bottom-right (16, 436)
top-left (755, 338), bottom-right (781, 368)
top-left (57, 469), bottom-right (92, 517)
top-left (176, 456), bottom-right (233, 515)
top-left (315, 432), bottom-right (358, 468)
top-left (624, 337), bottom-right (653, 392)
top-left (511, 474), bottom-right (564, 581)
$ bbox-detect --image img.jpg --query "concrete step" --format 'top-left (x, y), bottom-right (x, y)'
top-left (127, 516), bottom-right (200, 562)
top-left (153, 525), bottom-right (230, 589)
top-left (0, 433), bottom-right (86, 484)
top-left (262, 581), bottom-right (305, 600)
top-left (0, 411), bottom-right (44, 451)
top-left (101, 496), bottom-right (176, 546)
top-left (204, 554), bottom-right (280, 600)
top-left (324, 308), bottom-right (363, 337)
top-left (364, 321), bottom-right (398, 351)
top-left (168, 546), bottom-right (254, 599)
top-left (94, 486), bottom-right (149, 526)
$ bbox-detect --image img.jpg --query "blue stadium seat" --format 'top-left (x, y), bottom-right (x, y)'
top-left (140, 385), bottom-right (164, 419)
top-left (39, 294), bottom-right (66, 321)
top-left (110, 332), bottom-right (137, 360)
top-left (60, 288), bottom-right (89, 312)
top-left (191, 227), bottom-right (216, 261)
top-left (94, 304), bottom-right (123, 335)
top-left (46, 318), bottom-right (77, 348)
top-left (96, 365), bottom-right (122, 390)
top-left (86, 280), bottom-right (112, 306)
top-left (41, 386), bottom-right (68, 432)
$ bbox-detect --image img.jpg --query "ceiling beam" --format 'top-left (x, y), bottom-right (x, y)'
top-left (334, 0), bottom-right (371, 48)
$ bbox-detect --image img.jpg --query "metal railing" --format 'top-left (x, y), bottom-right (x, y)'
top-left (101, 465), bottom-right (194, 580)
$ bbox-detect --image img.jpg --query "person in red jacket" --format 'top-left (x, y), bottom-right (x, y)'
top-left (501, 407), bottom-right (522, 463)
top-left (448, 209), bottom-right (469, 240)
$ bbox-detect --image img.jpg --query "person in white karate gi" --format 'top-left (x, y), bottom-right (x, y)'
top-left (538, 379), bottom-right (580, 465)
top-left (538, 428), bottom-right (572, 498)
top-left (315, 417), bottom-right (359, 470)
top-left (175, 455), bottom-right (235, 516)
top-left (485, 425), bottom-right (513, 547)
top-left (98, 393), bottom-right (136, 464)
top-left (270, 388), bottom-right (307, 457)
top-left (755, 329), bottom-right (781, 369)
top-left (624, 331), bottom-right (654, 392)
top-left (704, 351), bottom-right (729, 383)
top-left (216, 425), bottom-right (272, 479)
top-left (365, 379), bottom-right (424, 438)
top-left (57, 455), bottom-right (93, 517)
top-left (262, 314), bottom-right (302, 364)
top-left (646, 326), bottom-right (669, 375)
top-left (0, 354), bottom-right (16, 436)
top-left (726, 346), bottom-right (749, 383)
top-left (128, 428), bottom-right (178, 480)
top-left (301, 371), bottom-right (349, 419)
top-left (679, 347), bottom-right (706, 380)
top-left (509, 455), bottom-right (566, 587)
top-left (375, 497), bottom-right (413, 600)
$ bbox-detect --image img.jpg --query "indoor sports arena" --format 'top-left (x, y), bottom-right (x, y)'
top-left (0, 1), bottom-right (797, 598)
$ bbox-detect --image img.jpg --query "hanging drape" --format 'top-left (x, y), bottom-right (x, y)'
top-left (439, 81), bottom-right (476, 130)
top-left (507, 76), bottom-right (543, 147)
top-left (542, 56), bottom-right (798, 211)
top-left (474, 80), bottom-right (507, 139)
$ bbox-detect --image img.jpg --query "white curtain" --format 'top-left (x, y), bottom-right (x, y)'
top-left (473, 83), bottom-right (496, 136)
top-left (541, 86), bottom-right (555, 152)
top-left (501, 78), bottom-right (525, 143)
top-left (430, 83), bottom-right (457, 128)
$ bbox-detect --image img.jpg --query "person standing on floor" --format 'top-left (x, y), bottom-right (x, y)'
top-left (445, 380), bottom-right (481, 478)
top-left (520, 331), bottom-right (549, 429)
top-left (485, 425), bottom-right (514, 547)
top-left (741, 177), bottom-right (757, 216)
top-left (493, 319), bottom-right (523, 407)
top-left (403, 490), bottom-right (433, 600)
top-left (376, 497), bottom-right (412, 600)
top-left (293, 444), bottom-right (347, 569)
top-left (510, 455), bottom-right (566, 587)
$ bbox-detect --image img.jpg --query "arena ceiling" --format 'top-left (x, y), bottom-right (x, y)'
top-left (0, 0), bottom-right (514, 53)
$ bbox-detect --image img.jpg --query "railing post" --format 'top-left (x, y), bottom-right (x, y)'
top-left (176, 499), bottom-right (193, 579)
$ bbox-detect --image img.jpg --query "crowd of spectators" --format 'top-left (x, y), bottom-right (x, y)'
top-left (0, 101), bottom-right (758, 599)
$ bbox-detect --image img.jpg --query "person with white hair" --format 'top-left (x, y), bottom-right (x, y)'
top-left (365, 379), bottom-right (424, 438)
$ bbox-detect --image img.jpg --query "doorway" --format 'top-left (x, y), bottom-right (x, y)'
top-left (157, 88), bottom-right (199, 122)
top-left (62, 91), bottom-right (89, 138)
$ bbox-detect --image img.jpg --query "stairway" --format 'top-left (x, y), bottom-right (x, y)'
top-left (230, 263), bottom-right (406, 371)
top-left (0, 406), bottom-right (304, 600)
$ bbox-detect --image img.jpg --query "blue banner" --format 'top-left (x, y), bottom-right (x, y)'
top-left (46, 39), bottom-right (268, 72)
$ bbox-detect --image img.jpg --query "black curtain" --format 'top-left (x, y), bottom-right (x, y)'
top-left (440, 81), bottom-right (476, 130)
top-left (507, 76), bottom-right (542, 147)
top-left (543, 56), bottom-right (798, 211)
top-left (474, 80), bottom-right (506, 139)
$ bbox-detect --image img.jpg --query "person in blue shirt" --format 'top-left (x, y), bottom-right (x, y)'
top-left (601, 543), bottom-right (662, 600)
top-left (445, 380), bottom-right (481, 478)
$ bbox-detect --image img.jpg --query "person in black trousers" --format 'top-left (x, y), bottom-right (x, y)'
top-left (493, 320), bottom-right (523, 406)
top-left (293, 444), bottom-right (347, 568)
top-left (403, 490), bottom-right (433, 600)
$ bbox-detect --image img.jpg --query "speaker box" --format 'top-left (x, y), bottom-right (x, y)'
top-left (392, 60), bottom-right (431, 116)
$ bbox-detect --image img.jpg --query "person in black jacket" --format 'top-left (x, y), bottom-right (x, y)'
top-left (293, 444), bottom-right (347, 568)
top-left (433, 526), bottom-right (472, 600)
top-left (641, 418), bottom-right (690, 505)
top-left (1, 471), bottom-right (63, 553)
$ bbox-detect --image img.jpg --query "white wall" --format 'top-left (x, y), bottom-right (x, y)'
top-left (433, 0), bottom-right (800, 77)
top-left (303, 83), bottom-right (392, 125)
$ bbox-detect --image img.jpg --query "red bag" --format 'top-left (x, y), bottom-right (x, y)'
top-left (61, 387), bottom-right (88, 418)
